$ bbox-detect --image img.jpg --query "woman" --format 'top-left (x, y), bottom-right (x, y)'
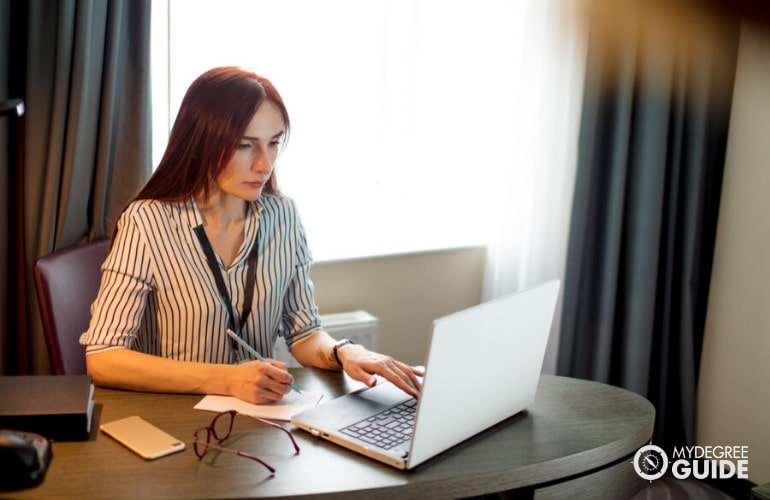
top-left (80, 66), bottom-right (422, 403)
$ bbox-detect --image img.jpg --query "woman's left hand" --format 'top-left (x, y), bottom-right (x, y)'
top-left (336, 344), bottom-right (424, 398)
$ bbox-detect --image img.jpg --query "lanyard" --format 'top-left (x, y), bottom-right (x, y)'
top-left (194, 225), bottom-right (259, 360)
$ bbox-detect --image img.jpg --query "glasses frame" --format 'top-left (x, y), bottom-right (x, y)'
top-left (193, 410), bottom-right (300, 473)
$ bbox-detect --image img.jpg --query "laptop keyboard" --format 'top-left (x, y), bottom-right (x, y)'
top-left (339, 398), bottom-right (417, 450)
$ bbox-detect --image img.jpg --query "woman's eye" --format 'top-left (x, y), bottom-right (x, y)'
top-left (269, 140), bottom-right (281, 148)
top-left (237, 142), bottom-right (252, 150)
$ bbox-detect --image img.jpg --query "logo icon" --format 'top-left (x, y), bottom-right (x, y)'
top-left (633, 444), bottom-right (668, 481)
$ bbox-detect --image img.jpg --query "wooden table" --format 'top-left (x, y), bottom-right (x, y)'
top-left (2, 370), bottom-right (654, 499)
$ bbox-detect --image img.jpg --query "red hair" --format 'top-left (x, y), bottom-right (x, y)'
top-left (134, 66), bottom-right (290, 205)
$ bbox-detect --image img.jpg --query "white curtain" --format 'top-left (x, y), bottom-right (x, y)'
top-left (482, 1), bottom-right (587, 374)
top-left (158, 0), bottom-right (586, 265)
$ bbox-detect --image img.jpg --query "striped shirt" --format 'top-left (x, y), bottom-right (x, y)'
top-left (79, 194), bottom-right (321, 363)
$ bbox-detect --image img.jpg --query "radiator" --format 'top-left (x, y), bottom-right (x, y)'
top-left (272, 310), bottom-right (380, 367)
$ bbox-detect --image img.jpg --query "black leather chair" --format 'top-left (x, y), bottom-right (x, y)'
top-left (33, 240), bottom-right (110, 374)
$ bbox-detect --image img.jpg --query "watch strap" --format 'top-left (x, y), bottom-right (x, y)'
top-left (332, 338), bottom-right (355, 368)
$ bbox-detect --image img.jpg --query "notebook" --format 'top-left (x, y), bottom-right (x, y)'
top-left (291, 279), bottom-right (560, 470)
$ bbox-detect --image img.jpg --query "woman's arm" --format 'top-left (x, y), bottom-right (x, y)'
top-left (86, 348), bottom-right (296, 404)
top-left (290, 330), bottom-right (423, 398)
top-left (277, 201), bottom-right (422, 397)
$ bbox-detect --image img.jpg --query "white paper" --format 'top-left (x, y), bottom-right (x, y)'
top-left (194, 391), bottom-right (324, 421)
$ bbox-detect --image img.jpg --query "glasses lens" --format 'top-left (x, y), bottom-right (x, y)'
top-left (211, 411), bottom-right (234, 441)
top-left (193, 427), bottom-right (211, 458)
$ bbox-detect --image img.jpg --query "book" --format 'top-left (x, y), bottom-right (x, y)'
top-left (0, 375), bottom-right (95, 441)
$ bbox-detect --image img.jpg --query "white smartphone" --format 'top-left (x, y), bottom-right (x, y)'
top-left (100, 416), bottom-right (186, 460)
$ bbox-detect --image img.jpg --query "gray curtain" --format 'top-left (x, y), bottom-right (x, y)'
top-left (557, 2), bottom-right (740, 452)
top-left (0, 0), bottom-right (152, 374)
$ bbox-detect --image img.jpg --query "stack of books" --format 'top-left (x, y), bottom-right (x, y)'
top-left (0, 375), bottom-right (95, 441)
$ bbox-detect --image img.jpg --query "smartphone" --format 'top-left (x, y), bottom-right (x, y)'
top-left (100, 416), bottom-right (186, 460)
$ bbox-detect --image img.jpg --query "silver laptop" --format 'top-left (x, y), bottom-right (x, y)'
top-left (291, 279), bottom-right (560, 470)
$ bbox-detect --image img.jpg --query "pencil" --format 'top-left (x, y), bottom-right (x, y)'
top-left (226, 329), bottom-right (302, 394)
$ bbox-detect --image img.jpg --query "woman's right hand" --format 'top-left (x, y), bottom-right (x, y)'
top-left (228, 359), bottom-right (295, 404)
top-left (85, 348), bottom-right (295, 403)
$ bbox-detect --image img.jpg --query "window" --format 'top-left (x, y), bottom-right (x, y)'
top-left (152, 0), bottom-right (563, 261)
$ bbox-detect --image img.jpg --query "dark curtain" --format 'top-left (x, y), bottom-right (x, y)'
top-left (557, 1), bottom-right (740, 452)
top-left (0, 0), bottom-right (152, 374)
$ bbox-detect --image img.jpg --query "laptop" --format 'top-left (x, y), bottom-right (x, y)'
top-left (291, 279), bottom-right (561, 470)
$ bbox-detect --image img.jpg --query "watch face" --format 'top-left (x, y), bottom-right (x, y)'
top-left (633, 444), bottom-right (668, 480)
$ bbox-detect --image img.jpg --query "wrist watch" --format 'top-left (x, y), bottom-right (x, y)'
top-left (332, 338), bottom-right (355, 368)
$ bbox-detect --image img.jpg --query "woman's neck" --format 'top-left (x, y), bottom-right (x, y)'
top-left (195, 191), bottom-right (248, 267)
top-left (196, 191), bottom-right (247, 230)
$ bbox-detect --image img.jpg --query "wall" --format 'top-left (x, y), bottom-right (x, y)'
top-left (698, 22), bottom-right (770, 485)
top-left (310, 246), bottom-right (486, 366)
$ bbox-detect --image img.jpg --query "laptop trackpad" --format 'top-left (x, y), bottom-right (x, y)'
top-left (357, 380), bottom-right (411, 405)
top-left (336, 382), bottom-right (411, 422)
top-left (297, 382), bottom-right (411, 430)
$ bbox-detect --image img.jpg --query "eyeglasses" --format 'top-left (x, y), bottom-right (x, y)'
top-left (193, 410), bottom-right (300, 473)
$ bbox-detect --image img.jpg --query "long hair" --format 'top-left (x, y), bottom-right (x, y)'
top-left (134, 66), bottom-right (290, 205)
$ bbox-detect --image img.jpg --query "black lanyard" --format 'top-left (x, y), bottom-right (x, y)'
top-left (194, 225), bottom-right (259, 359)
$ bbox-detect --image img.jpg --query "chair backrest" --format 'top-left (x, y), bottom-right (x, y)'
top-left (33, 240), bottom-right (110, 375)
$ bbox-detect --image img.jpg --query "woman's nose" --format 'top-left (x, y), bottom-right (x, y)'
top-left (252, 147), bottom-right (273, 172)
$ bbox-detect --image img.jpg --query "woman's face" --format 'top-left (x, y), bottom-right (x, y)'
top-left (216, 100), bottom-right (284, 202)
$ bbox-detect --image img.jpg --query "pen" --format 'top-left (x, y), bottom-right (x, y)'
top-left (226, 329), bottom-right (302, 394)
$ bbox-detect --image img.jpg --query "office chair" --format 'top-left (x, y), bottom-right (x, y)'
top-left (33, 239), bottom-right (110, 375)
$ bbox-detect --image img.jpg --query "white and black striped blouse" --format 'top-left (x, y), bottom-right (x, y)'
top-left (79, 194), bottom-right (321, 364)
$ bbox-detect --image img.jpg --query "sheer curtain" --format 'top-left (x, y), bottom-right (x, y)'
top-left (482, 1), bottom-right (587, 374)
top-left (159, 0), bottom-right (584, 264)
